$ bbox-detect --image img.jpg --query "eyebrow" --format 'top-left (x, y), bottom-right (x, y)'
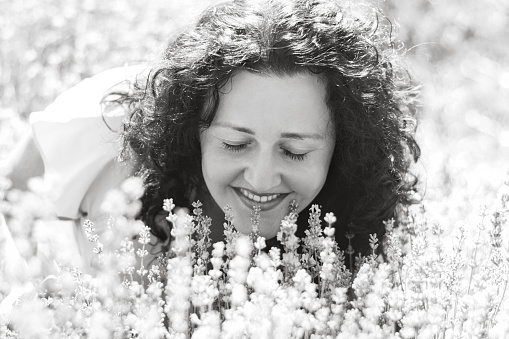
top-left (213, 122), bottom-right (324, 140)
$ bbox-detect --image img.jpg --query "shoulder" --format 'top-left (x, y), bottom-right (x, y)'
top-left (29, 65), bottom-right (147, 220)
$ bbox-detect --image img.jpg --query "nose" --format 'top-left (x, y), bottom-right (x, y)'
top-left (243, 150), bottom-right (282, 192)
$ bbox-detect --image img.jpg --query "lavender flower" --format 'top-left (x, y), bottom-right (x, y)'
top-left (3, 172), bottom-right (509, 338)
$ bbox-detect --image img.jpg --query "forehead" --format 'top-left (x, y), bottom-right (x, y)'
top-left (214, 71), bottom-right (331, 133)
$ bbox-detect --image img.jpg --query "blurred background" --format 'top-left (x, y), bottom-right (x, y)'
top-left (1, 0), bottom-right (508, 228)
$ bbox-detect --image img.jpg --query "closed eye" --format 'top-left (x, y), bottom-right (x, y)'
top-left (282, 148), bottom-right (307, 161)
top-left (221, 142), bottom-right (248, 152)
top-left (222, 141), bottom-right (307, 161)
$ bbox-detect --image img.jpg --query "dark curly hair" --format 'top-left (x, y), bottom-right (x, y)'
top-left (118, 0), bottom-right (420, 256)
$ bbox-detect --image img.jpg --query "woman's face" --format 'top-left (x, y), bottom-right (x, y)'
top-left (200, 71), bottom-right (335, 239)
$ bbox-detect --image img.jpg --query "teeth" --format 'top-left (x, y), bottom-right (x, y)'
top-left (240, 188), bottom-right (280, 203)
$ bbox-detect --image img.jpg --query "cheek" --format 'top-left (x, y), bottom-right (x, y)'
top-left (292, 166), bottom-right (328, 197)
top-left (202, 153), bottom-right (225, 187)
top-left (290, 157), bottom-right (332, 207)
top-left (200, 133), bottom-right (221, 185)
top-left (201, 147), bottom-right (241, 193)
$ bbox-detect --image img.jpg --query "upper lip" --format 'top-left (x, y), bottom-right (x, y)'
top-left (235, 187), bottom-right (288, 196)
top-left (234, 187), bottom-right (291, 210)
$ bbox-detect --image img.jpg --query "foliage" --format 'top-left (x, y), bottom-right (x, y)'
top-left (378, 0), bottom-right (509, 224)
top-left (0, 0), bottom-right (223, 117)
top-left (1, 175), bottom-right (509, 338)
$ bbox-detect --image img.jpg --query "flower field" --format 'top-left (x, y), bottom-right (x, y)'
top-left (1, 176), bottom-right (509, 338)
top-left (1, 0), bottom-right (509, 338)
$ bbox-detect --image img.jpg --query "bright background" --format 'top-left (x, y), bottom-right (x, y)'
top-left (1, 0), bottom-right (508, 228)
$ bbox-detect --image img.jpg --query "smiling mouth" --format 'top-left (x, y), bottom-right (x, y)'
top-left (239, 188), bottom-right (280, 203)
top-left (234, 187), bottom-right (289, 211)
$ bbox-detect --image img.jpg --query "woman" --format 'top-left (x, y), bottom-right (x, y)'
top-left (7, 0), bottom-right (420, 271)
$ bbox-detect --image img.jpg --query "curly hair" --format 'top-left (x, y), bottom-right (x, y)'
top-left (119, 0), bottom-right (421, 256)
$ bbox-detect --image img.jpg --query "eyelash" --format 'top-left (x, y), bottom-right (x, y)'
top-left (282, 148), bottom-right (307, 161)
top-left (221, 142), bottom-right (247, 152)
top-left (221, 142), bottom-right (307, 161)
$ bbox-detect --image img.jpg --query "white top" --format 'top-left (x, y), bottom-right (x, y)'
top-left (30, 65), bottom-right (147, 271)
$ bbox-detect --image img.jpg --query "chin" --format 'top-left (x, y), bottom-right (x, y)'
top-left (257, 216), bottom-right (286, 240)
top-left (258, 228), bottom-right (280, 240)
top-left (231, 213), bottom-right (282, 240)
